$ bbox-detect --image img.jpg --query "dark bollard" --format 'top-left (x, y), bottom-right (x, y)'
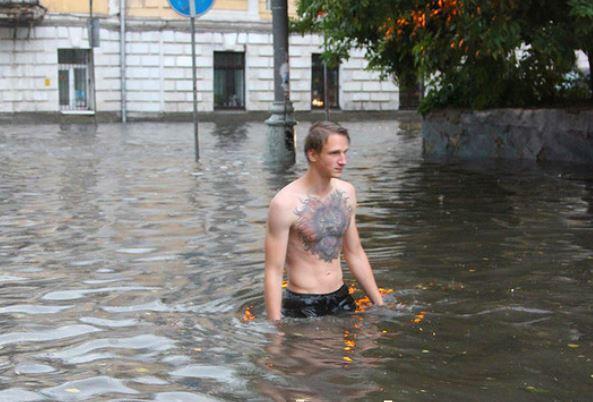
top-left (265, 101), bottom-right (296, 167)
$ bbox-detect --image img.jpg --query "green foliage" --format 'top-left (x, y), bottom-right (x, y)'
top-left (293, 0), bottom-right (593, 113)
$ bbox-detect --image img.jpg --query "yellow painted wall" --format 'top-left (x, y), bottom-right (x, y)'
top-left (42, 0), bottom-right (109, 15)
top-left (288, 0), bottom-right (296, 17)
top-left (259, 0), bottom-right (297, 21)
top-left (127, 0), bottom-right (248, 18)
top-left (258, 0), bottom-right (270, 20)
top-left (43, 0), bottom-right (296, 19)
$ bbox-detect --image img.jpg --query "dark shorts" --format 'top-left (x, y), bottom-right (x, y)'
top-left (282, 284), bottom-right (356, 318)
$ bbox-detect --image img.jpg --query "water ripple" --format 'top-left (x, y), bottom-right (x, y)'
top-left (15, 362), bottom-right (56, 375)
top-left (0, 324), bottom-right (101, 347)
top-left (43, 334), bottom-right (175, 364)
top-left (102, 300), bottom-right (180, 313)
top-left (170, 364), bottom-right (245, 387)
top-left (42, 286), bottom-right (159, 301)
top-left (0, 275), bottom-right (27, 283)
top-left (0, 304), bottom-right (73, 315)
top-left (0, 388), bottom-right (44, 402)
top-left (42, 376), bottom-right (138, 400)
top-left (153, 391), bottom-right (222, 402)
top-left (78, 316), bottom-right (138, 328)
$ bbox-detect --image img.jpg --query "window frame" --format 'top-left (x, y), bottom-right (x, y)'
top-left (311, 53), bottom-right (340, 110)
top-left (213, 51), bottom-right (246, 110)
top-left (57, 48), bottom-right (94, 113)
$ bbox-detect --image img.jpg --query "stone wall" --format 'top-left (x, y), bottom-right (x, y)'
top-left (422, 108), bottom-right (593, 164)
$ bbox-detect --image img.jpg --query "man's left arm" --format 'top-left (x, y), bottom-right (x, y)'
top-left (342, 187), bottom-right (384, 306)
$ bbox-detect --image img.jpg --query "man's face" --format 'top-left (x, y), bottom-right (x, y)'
top-left (309, 134), bottom-right (350, 178)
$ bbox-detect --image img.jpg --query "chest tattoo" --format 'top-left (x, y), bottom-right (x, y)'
top-left (294, 190), bottom-right (352, 262)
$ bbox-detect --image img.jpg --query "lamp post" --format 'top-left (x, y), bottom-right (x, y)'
top-left (265, 0), bottom-right (296, 166)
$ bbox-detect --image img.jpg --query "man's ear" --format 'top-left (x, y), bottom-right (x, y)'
top-left (307, 149), bottom-right (318, 163)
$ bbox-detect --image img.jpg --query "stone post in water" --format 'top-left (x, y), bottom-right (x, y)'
top-left (265, 0), bottom-right (296, 165)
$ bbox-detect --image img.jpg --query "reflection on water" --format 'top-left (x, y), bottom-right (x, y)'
top-left (0, 119), bottom-right (592, 401)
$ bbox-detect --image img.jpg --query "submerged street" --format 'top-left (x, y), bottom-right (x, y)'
top-left (1, 119), bottom-right (592, 401)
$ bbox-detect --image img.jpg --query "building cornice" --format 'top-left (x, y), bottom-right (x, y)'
top-left (40, 13), bottom-right (273, 33)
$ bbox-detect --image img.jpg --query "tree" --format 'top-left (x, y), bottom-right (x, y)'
top-left (293, 0), bottom-right (592, 113)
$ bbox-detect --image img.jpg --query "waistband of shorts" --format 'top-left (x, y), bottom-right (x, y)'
top-left (285, 283), bottom-right (349, 298)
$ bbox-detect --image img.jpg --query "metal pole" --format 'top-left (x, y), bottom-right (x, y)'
top-left (189, 0), bottom-right (199, 161)
top-left (323, 42), bottom-right (329, 120)
top-left (89, 0), bottom-right (97, 124)
top-left (272, 0), bottom-right (289, 103)
top-left (120, 0), bottom-right (126, 123)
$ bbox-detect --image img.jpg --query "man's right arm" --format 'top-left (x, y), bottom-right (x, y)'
top-left (264, 197), bottom-right (291, 322)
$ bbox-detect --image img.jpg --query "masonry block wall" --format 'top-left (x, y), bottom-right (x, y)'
top-left (0, 19), bottom-right (400, 115)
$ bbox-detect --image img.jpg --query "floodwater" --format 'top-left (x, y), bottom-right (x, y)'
top-left (0, 118), bottom-right (592, 401)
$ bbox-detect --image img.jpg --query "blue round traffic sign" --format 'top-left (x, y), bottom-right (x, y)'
top-left (167, 0), bottom-right (216, 17)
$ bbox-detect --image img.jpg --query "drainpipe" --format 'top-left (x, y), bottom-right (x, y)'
top-left (120, 0), bottom-right (127, 123)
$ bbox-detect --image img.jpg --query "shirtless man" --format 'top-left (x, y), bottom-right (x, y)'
top-left (264, 121), bottom-right (384, 321)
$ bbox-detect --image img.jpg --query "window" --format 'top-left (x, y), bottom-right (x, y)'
top-left (214, 52), bottom-right (245, 110)
top-left (58, 49), bottom-right (93, 111)
top-left (311, 54), bottom-right (339, 109)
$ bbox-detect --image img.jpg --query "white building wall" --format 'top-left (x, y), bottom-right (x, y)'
top-left (1, 26), bottom-right (59, 113)
top-left (0, 17), bottom-right (400, 115)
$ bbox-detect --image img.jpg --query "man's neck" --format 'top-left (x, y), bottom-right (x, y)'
top-left (302, 167), bottom-right (333, 196)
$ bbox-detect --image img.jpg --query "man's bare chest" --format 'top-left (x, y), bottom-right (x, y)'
top-left (292, 190), bottom-right (352, 262)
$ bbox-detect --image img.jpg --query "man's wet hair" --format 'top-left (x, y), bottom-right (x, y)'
top-left (304, 121), bottom-right (350, 162)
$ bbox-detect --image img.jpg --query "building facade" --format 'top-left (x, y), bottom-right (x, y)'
top-left (0, 0), bottom-right (400, 118)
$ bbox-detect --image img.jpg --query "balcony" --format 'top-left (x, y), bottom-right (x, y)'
top-left (0, 0), bottom-right (47, 28)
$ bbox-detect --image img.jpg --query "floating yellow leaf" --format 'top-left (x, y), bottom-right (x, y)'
top-left (65, 388), bottom-right (80, 393)
top-left (422, 349), bottom-right (430, 353)
top-left (412, 311), bottom-right (426, 324)
top-left (568, 343), bottom-right (580, 349)
top-left (354, 295), bottom-right (372, 312)
top-left (343, 356), bottom-right (353, 363)
top-left (242, 306), bottom-right (255, 322)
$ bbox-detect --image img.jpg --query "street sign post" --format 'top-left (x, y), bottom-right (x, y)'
top-left (166, 0), bottom-right (216, 161)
